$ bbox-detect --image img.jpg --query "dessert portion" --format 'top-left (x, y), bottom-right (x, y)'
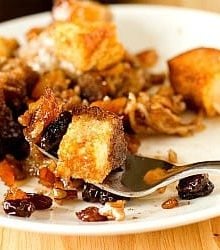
top-left (0, 0), bottom-right (217, 221)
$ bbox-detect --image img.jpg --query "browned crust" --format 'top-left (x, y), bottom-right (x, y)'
top-left (72, 105), bottom-right (121, 120)
top-left (168, 47), bottom-right (220, 116)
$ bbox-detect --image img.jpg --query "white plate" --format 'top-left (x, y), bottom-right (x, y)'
top-left (1, 5), bottom-right (220, 236)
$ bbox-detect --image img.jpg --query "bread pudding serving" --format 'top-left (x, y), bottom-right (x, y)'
top-left (0, 0), bottom-right (219, 221)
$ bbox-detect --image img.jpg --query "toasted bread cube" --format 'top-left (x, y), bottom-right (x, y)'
top-left (48, 22), bottom-right (125, 72)
top-left (57, 106), bottom-right (127, 183)
top-left (168, 48), bottom-right (220, 116)
top-left (52, 0), bottom-right (112, 23)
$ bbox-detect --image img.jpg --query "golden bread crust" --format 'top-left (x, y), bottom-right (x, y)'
top-left (57, 105), bottom-right (127, 183)
top-left (48, 22), bottom-right (125, 72)
top-left (168, 47), bottom-right (220, 116)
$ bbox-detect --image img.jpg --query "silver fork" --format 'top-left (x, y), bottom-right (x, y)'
top-left (37, 146), bottom-right (220, 198)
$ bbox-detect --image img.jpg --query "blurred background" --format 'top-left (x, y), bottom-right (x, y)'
top-left (0, 0), bottom-right (220, 22)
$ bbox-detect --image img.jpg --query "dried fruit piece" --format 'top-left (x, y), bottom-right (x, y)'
top-left (177, 174), bottom-right (214, 200)
top-left (0, 160), bottom-right (16, 186)
top-left (76, 207), bottom-right (108, 222)
top-left (27, 193), bottom-right (53, 210)
top-left (82, 183), bottom-right (129, 205)
top-left (39, 167), bottom-right (56, 188)
top-left (0, 90), bottom-right (29, 160)
top-left (3, 199), bottom-right (35, 217)
top-left (3, 188), bottom-right (52, 218)
top-left (40, 111), bottom-right (72, 155)
top-left (161, 198), bottom-right (179, 209)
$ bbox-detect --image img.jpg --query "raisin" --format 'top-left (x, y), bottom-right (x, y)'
top-left (3, 199), bottom-right (35, 217)
top-left (76, 207), bottom-right (108, 222)
top-left (0, 100), bottom-right (29, 160)
top-left (40, 111), bottom-right (72, 155)
top-left (27, 193), bottom-right (53, 210)
top-left (177, 174), bottom-right (214, 200)
top-left (82, 183), bottom-right (129, 205)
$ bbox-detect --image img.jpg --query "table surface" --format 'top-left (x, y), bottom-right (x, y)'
top-left (1, 0), bottom-right (220, 249)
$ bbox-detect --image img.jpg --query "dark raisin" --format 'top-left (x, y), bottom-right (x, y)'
top-left (40, 111), bottom-right (72, 155)
top-left (0, 92), bottom-right (29, 160)
top-left (82, 183), bottom-right (129, 205)
top-left (76, 207), bottom-right (108, 222)
top-left (177, 174), bottom-right (214, 200)
top-left (27, 193), bottom-right (53, 210)
top-left (3, 199), bottom-right (35, 217)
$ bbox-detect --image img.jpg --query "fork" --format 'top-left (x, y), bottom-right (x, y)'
top-left (37, 146), bottom-right (220, 198)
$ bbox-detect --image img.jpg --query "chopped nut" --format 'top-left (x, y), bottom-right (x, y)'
top-left (76, 207), bottom-right (108, 222)
top-left (161, 197), bottom-right (179, 209)
top-left (99, 200), bottom-right (126, 221)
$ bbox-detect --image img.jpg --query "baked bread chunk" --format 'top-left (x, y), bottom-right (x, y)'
top-left (48, 21), bottom-right (125, 72)
top-left (57, 106), bottom-right (127, 183)
top-left (168, 47), bottom-right (220, 116)
top-left (19, 21), bottom-right (124, 73)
